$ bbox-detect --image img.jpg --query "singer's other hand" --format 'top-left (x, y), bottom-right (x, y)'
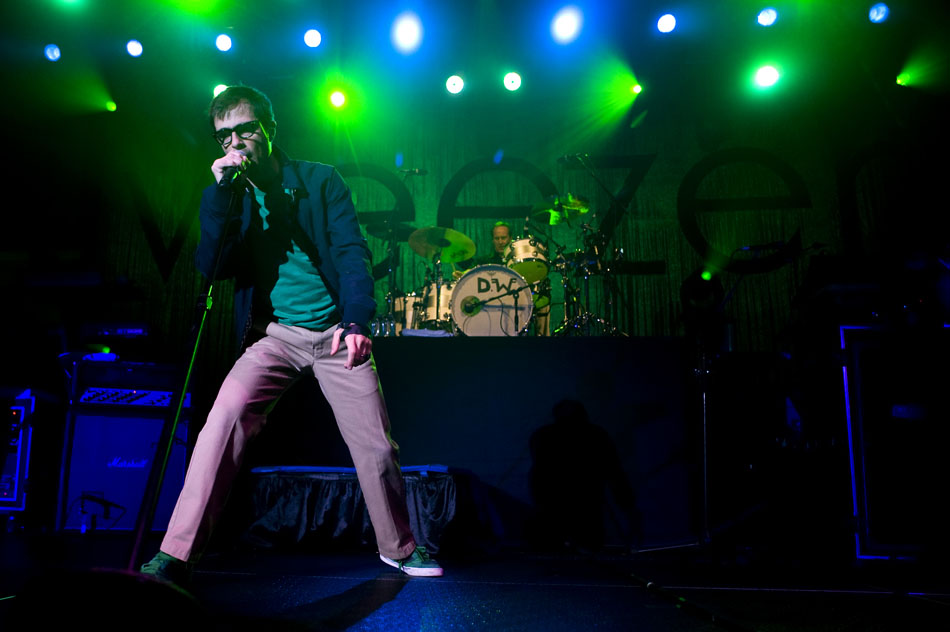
top-left (212, 150), bottom-right (249, 184)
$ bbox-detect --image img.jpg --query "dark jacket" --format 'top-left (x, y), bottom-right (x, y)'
top-left (195, 148), bottom-right (375, 351)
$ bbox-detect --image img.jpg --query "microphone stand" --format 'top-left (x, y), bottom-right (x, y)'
top-left (126, 179), bottom-right (245, 573)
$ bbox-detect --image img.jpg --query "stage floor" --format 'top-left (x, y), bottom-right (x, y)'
top-left (2, 526), bottom-right (948, 631)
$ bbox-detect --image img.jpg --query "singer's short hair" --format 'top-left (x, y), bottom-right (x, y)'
top-left (209, 85), bottom-right (276, 139)
top-left (492, 221), bottom-right (511, 233)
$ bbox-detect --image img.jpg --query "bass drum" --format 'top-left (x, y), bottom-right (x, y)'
top-left (450, 265), bottom-right (533, 337)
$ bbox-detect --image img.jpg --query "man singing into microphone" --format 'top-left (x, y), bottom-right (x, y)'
top-left (140, 85), bottom-right (442, 585)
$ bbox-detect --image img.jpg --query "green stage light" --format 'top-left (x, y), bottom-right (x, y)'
top-left (106, 101), bottom-right (117, 112)
top-left (504, 72), bottom-right (522, 91)
top-left (754, 65), bottom-right (780, 88)
top-left (330, 91), bottom-right (346, 108)
top-left (700, 270), bottom-right (713, 282)
top-left (213, 84), bottom-right (228, 97)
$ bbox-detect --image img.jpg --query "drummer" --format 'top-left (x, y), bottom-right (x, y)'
top-left (454, 221), bottom-right (512, 272)
top-left (454, 221), bottom-right (551, 337)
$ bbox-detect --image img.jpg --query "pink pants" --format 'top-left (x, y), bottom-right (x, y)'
top-left (160, 322), bottom-right (416, 561)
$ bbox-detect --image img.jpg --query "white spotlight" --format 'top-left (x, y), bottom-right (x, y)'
top-left (657, 14), bottom-right (676, 33)
top-left (551, 6), bottom-right (583, 44)
top-left (446, 75), bottom-right (464, 94)
top-left (757, 8), bottom-right (778, 27)
top-left (391, 11), bottom-right (423, 54)
top-left (304, 29), bottom-right (322, 48)
top-left (126, 40), bottom-right (143, 57)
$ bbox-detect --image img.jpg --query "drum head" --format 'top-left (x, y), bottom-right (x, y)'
top-left (451, 264), bottom-right (533, 336)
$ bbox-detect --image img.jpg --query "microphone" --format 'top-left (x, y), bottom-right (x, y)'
top-left (218, 151), bottom-right (247, 188)
top-left (460, 296), bottom-right (482, 316)
top-left (398, 168), bottom-right (428, 176)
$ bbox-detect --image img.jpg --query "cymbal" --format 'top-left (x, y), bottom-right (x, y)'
top-left (408, 226), bottom-right (476, 262)
top-left (531, 193), bottom-right (590, 225)
top-left (365, 220), bottom-right (416, 241)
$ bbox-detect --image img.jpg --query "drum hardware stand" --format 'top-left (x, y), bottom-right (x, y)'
top-left (553, 224), bottom-right (624, 337)
top-left (420, 252), bottom-right (453, 332)
top-left (368, 218), bottom-right (405, 337)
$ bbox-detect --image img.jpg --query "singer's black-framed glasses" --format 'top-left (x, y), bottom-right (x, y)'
top-left (213, 120), bottom-right (262, 148)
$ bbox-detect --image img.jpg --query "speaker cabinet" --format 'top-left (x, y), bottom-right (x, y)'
top-left (57, 360), bottom-right (190, 531)
top-left (1, 391), bottom-right (34, 514)
top-left (842, 325), bottom-right (950, 559)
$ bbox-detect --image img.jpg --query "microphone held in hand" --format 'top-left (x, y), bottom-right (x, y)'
top-left (218, 151), bottom-right (248, 188)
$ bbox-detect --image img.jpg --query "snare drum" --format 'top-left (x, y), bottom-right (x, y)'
top-left (415, 280), bottom-right (454, 328)
top-left (450, 265), bottom-right (533, 336)
top-left (504, 236), bottom-right (549, 283)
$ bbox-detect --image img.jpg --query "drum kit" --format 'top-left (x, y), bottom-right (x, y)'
top-left (370, 193), bottom-right (625, 337)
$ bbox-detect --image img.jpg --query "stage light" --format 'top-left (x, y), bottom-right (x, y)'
top-left (446, 75), bottom-right (464, 94)
top-left (304, 29), bottom-right (322, 48)
top-left (700, 270), bottom-right (713, 282)
top-left (757, 8), bottom-right (778, 27)
top-left (126, 40), bottom-right (143, 57)
top-left (632, 84), bottom-right (642, 94)
top-left (106, 101), bottom-right (117, 112)
top-left (869, 3), bottom-right (889, 23)
top-left (754, 65), bottom-right (780, 88)
top-left (551, 5), bottom-right (583, 44)
top-left (657, 14), bottom-right (676, 33)
top-left (391, 11), bottom-right (423, 54)
top-left (44, 44), bottom-right (61, 61)
top-left (504, 72), bottom-right (522, 91)
top-left (896, 72), bottom-right (911, 86)
top-left (330, 91), bottom-right (346, 108)
top-left (213, 84), bottom-right (228, 97)
top-left (216, 34), bottom-right (232, 52)
top-left (493, 149), bottom-right (505, 164)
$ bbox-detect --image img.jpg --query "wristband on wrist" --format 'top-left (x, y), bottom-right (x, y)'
top-left (338, 322), bottom-right (367, 338)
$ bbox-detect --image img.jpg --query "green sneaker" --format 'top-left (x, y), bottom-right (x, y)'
top-left (379, 546), bottom-right (443, 577)
top-left (140, 551), bottom-right (194, 588)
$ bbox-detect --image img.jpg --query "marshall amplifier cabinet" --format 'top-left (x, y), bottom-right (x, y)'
top-left (57, 359), bottom-right (191, 532)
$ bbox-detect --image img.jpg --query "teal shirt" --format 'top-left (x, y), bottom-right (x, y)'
top-left (254, 188), bottom-right (338, 330)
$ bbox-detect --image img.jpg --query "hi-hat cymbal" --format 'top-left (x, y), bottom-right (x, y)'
top-left (365, 220), bottom-right (416, 241)
top-left (408, 226), bottom-right (476, 262)
top-left (531, 193), bottom-right (590, 225)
